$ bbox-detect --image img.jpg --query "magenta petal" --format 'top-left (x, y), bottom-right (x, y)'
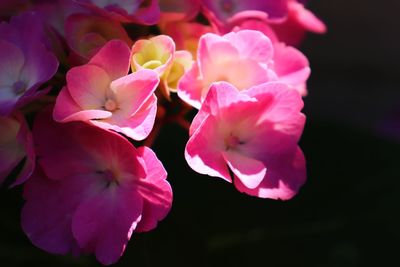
top-left (72, 187), bottom-right (143, 265)
top-left (88, 39), bottom-right (131, 80)
top-left (222, 150), bottom-right (266, 189)
top-left (135, 146), bottom-right (172, 232)
top-left (21, 168), bottom-right (92, 255)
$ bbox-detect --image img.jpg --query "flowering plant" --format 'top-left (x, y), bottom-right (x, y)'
top-left (0, 0), bottom-right (325, 265)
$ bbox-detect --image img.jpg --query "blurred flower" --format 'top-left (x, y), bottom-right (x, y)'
top-left (75, 0), bottom-right (161, 25)
top-left (185, 82), bottom-right (306, 199)
top-left (160, 21), bottom-right (213, 58)
top-left (65, 13), bottom-right (132, 64)
top-left (159, 0), bottom-right (201, 23)
top-left (270, 0), bottom-right (327, 46)
top-left (0, 113), bottom-right (35, 187)
top-left (0, 12), bottom-right (58, 115)
top-left (54, 40), bottom-right (160, 141)
top-left (201, 0), bottom-right (288, 31)
top-left (22, 107), bottom-right (172, 265)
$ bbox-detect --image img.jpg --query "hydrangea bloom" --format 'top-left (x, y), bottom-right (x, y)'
top-left (202, 0), bottom-right (288, 31)
top-left (178, 30), bottom-right (309, 108)
top-left (75, 0), bottom-right (161, 25)
top-left (0, 113), bottom-right (35, 187)
top-left (54, 40), bottom-right (159, 141)
top-left (270, 0), bottom-right (327, 46)
top-left (0, 12), bottom-right (58, 115)
top-left (185, 82), bottom-right (306, 200)
top-left (65, 13), bottom-right (132, 63)
top-left (22, 107), bottom-right (172, 265)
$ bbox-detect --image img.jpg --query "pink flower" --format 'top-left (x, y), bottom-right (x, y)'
top-left (65, 13), bottom-right (132, 64)
top-left (22, 107), bottom-right (172, 265)
top-left (178, 30), bottom-right (310, 108)
top-left (0, 12), bottom-right (58, 115)
top-left (0, 113), bottom-right (35, 187)
top-left (75, 0), bottom-right (161, 25)
top-left (270, 0), bottom-right (327, 46)
top-left (185, 82), bottom-right (306, 200)
top-left (54, 40), bottom-right (159, 141)
top-left (201, 0), bottom-right (288, 32)
top-left (178, 30), bottom-right (274, 109)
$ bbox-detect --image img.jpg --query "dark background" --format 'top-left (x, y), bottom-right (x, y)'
top-left (1, 0), bottom-right (400, 266)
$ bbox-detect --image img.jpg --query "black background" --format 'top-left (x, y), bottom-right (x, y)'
top-left (1, 1), bottom-right (400, 266)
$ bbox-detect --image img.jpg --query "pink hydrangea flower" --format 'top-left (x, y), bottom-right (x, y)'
top-left (201, 0), bottom-right (288, 31)
top-left (178, 30), bottom-right (310, 108)
top-left (65, 13), bottom-right (132, 64)
top-left (75, 0), bottom-right (161, 25)
top-left (0, 113), bottom-right (35, 187)
top-left (54, 39), bottom-right (159, 141)
top-left (185, 82), bottom-right (306, 200)
top-left (22, 107), bottom-right (172, 265)
top-left (0, 12), bottom-right (58, 115)
top-left (270, 0), bottom-right (327, 46)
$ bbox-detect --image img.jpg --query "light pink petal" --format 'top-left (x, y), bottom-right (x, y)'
top-left (222, 150), bottom-right (266, 189)
top-left (54, 86), bottom-right (112, 122)
top-left (111, 69), bottom-right (159, 117)
top-left (92, 95), bottom-right (157, 141)
top-left (135, 146), bottom-right (172, 232)
top-left (273, 43), bottom-right (310, 95)
top-left (66, 64), bottom-right (110, 109)
top-left (185, 116), bottom-right (231, 182)
top-left (189, 82), bottom-right (254, 136)
top-left (72, 186), bottom-right (143, 265)
top-left (223, 30), bottom-right (273, 62)
top-left (88, 39), bottom-right (131, 80)
top-left (234, 147), bottom-right (306, 200)
top-left (177, 64), bottom-right (203, 109)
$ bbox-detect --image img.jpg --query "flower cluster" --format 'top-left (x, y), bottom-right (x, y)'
top-left (0, 0), bottom-right (325, 265)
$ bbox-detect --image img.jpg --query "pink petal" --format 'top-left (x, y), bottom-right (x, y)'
top-left (273, 43), bottom-right (310, 95)
top-left (234, 147), bottom-right (306, 200)
top-left (54, 86), bottom-right (112, 122)
top-left (66, 64), bottom-right (110, 110)
top-left (92, 95), bottom-right (158, 141)
top-left (72, 186), bottom-right (143, 265)
top-left (223, 30), bottom-right (273, 62)
top-left (185, 116), bottom-right (231, 182)
top-left (111, 69), bottom-right (159, 117)
top-left (222, 150), bottom-right (266, 189)
top-left (135, 146), bottom-right (172, 232)
top-left (88, 39), bottom-right (131, 80)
